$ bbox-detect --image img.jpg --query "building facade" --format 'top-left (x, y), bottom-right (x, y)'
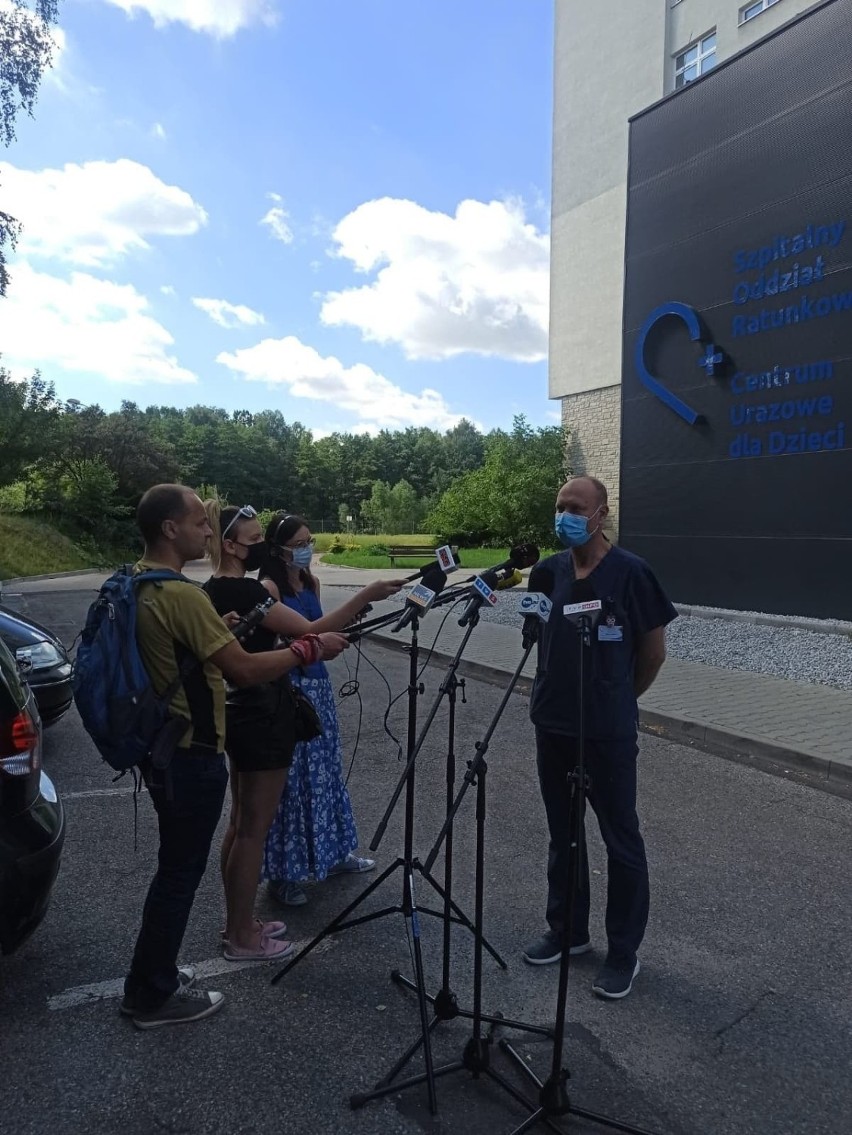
top-left (550, 0), bottom-right (817, 528)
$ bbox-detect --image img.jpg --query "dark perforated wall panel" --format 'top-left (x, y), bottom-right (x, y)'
top-left (620, 0), bottom-right (852, 619)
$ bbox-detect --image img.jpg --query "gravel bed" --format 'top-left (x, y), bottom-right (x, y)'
top-left (333, 583), bottom-right (852, 692)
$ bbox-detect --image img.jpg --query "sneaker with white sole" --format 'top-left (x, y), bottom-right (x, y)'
top-left (522, 928), bottom-right (592, 966)
top-left (223, 935), bottom-right (297, 962)
top-left (119, 966), bottom-right (197, 1016)
top-left (327, 853), bottom-right (376, 875)
top-left (131, 987), bottom-right (225, 1030)
top-left (592, 958), bottom-right (640, 1000)
top-left (267, 880), bottom-right (308, 907)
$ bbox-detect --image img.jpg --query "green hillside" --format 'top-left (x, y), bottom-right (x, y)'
top-left (0, 513), bottom-right (95, 580)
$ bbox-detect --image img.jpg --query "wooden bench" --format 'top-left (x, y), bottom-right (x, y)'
top-left (387, 544), bottom-right (458, 566)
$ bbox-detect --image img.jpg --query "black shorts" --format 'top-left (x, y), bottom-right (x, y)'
top-left (224, 681), bottom-right (296, 773)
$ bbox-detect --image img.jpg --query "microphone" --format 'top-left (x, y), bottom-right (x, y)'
top-left (518, 564), bottom-right (554, 649)
top-left (231, 597), bottom-right (276, 642)
top-left (403, 545), bottom-right (459, 582)
top-left (392, 566), bottom-right (447, 633)
top-left (457, 569), bottom-right (499, 627)
top-left (496, 568), bottom-right (523, 591)
top-left (563, 577), bottom-right (602, 628)
top-left (481, 543), bottom-right (540, 577)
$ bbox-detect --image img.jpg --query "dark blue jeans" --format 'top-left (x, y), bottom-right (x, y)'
top-left (124, 750), bottom-right (228, 1012)
top-left (535, 730), bottom-right (649, 968)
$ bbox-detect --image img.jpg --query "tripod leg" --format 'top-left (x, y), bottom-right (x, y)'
top-left (419, 866), bottom-right (508, 969)
top-left (351, 1060), bottom-right (464, 1110)
top-left (404, 864), bottom-right (438, 1113)
top-left (372, 1013), bottom-right (442, 1089)
top-left (270, 858), bottom-right (401, 984)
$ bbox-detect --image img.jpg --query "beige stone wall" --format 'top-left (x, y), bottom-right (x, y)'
top-left (561, 386), bottom-right (622, 536)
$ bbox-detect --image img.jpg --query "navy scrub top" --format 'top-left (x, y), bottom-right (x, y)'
top-left (529, 545), bottom-right (678, 741)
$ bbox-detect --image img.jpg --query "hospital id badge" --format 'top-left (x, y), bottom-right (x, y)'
top-left (598, 624), bottom-right (623, 642)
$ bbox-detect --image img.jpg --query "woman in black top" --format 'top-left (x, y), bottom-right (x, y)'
top-left (203, 501), bottom-right (357, 962)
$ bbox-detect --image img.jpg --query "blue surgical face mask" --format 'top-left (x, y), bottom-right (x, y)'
top-left (289, 545), bottom-right (313, 569)
top-left (555, 507), bottom-right (602, 549)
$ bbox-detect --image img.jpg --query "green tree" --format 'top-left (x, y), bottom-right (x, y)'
top-left (428, 416), bottom-right (569, 548)
top-left (0, 365), bottom-right (59, 485)
top-left (360, 480), bottom-right (391, 533)
top-left (1, 1), bottom-right (62, 296)
top-left (361, 478), bottom-right (428, 534)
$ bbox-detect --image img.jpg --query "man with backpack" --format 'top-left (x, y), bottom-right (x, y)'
top-left (114, 484), bottom-right (348, 1029)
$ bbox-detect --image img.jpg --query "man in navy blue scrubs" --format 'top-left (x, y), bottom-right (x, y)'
top-left (524, 476), bottom-right (677, 999)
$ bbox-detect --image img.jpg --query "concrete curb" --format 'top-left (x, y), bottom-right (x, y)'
top-left (2, 567), bottom-right (104, 586)
top-left (638, 709), bottom-right (851, 788)
top-left (673, 604), bottom-right (852, 638)
top-left (366, 633), bottom-right (852, 791)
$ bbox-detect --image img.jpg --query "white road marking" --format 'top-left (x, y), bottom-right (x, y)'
top-left (47, 937), bottom-right (338, 1011)
top-left (61, 787), bottom-right (140, 800)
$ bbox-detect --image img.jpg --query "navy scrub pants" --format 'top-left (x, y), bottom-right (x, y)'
top-left (535, 729), bottom-right (649, 968)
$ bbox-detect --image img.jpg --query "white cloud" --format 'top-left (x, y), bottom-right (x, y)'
top-left (0, 261), bottom-right (197, 386)
top-left (160, 284), bottom-right (177, 296)
top-left (192, 296), bottom-right (266, 329)
top-left (151, 122), bottom-right (167, 140)
top-left (2, 158), bottom-right (207, 267)
top-left (97, 0), bottom-right (278, 37)
top-left (320, 196), bottom-right (549, 362)
top-left (260, 195), bottom-right (293, 245)
top-left (217, 336), bottom-right (470, 431)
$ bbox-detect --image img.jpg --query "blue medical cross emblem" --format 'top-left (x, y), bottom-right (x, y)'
top-left (698, 343), bottom-right (724, 376)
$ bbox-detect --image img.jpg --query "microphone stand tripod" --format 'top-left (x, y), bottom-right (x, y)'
top-left (355, 605), bottom-right (551, 1111)
top-left (271, 607), bottom-right (439, 1111)
top-left (352, 624), bottom-right (559, 1128)
top-left (499, 611), bottom-right (658, 1135)
top-left (271, 598), bottom-right (502, 1115)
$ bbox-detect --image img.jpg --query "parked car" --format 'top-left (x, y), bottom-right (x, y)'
top-left (0, 636), bottom-right (65, 955)
top-left (0, 606), bottom-right (73, 725)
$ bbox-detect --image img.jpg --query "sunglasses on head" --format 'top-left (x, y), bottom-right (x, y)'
top-left (221, 505), bottom-right (257, 540)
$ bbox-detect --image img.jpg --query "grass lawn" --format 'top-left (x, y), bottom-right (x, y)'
top-left (311, 532), bottom-right (433, 553)
top-left (321, 546), bottom-right (558, 570)
top-left (0, 513), bottom-right (94, 580)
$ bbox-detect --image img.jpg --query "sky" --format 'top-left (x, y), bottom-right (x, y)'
top-left (0, 0), bottom-right (556, 437)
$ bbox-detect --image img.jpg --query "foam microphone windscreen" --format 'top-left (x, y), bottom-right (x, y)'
top-left (496, 568), bottom-right (523, 590)
top-left (420, 566), bottom-right (447, 595)
top-left (509, 543), bottom-right (540, 570)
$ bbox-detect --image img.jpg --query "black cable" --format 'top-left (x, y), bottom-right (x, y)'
top-left (337, 625), bottom-right (400, 768)
top-left (416, 595), bottom-right (469, 680)
top-left (338, 637), bottom-right (364, 787)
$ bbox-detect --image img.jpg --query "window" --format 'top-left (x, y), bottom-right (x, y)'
top-left (740, 0), bottom-right (783, 24)
top-left (674, 31), bottom-right (716, 89)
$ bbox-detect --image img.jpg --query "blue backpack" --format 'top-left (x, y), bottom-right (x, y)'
top-left (73, 566), bottom-right (197, 772)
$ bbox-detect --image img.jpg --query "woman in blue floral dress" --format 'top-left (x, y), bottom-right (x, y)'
top-left (259, 513), bottom-right (401, 906)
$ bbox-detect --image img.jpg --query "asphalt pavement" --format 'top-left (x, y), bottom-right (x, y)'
top-left (1, 583), bottom-right (850, 1135)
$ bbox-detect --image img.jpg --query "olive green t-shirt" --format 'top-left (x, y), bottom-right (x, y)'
top-left (134, 559), bottom-right (234, 751)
